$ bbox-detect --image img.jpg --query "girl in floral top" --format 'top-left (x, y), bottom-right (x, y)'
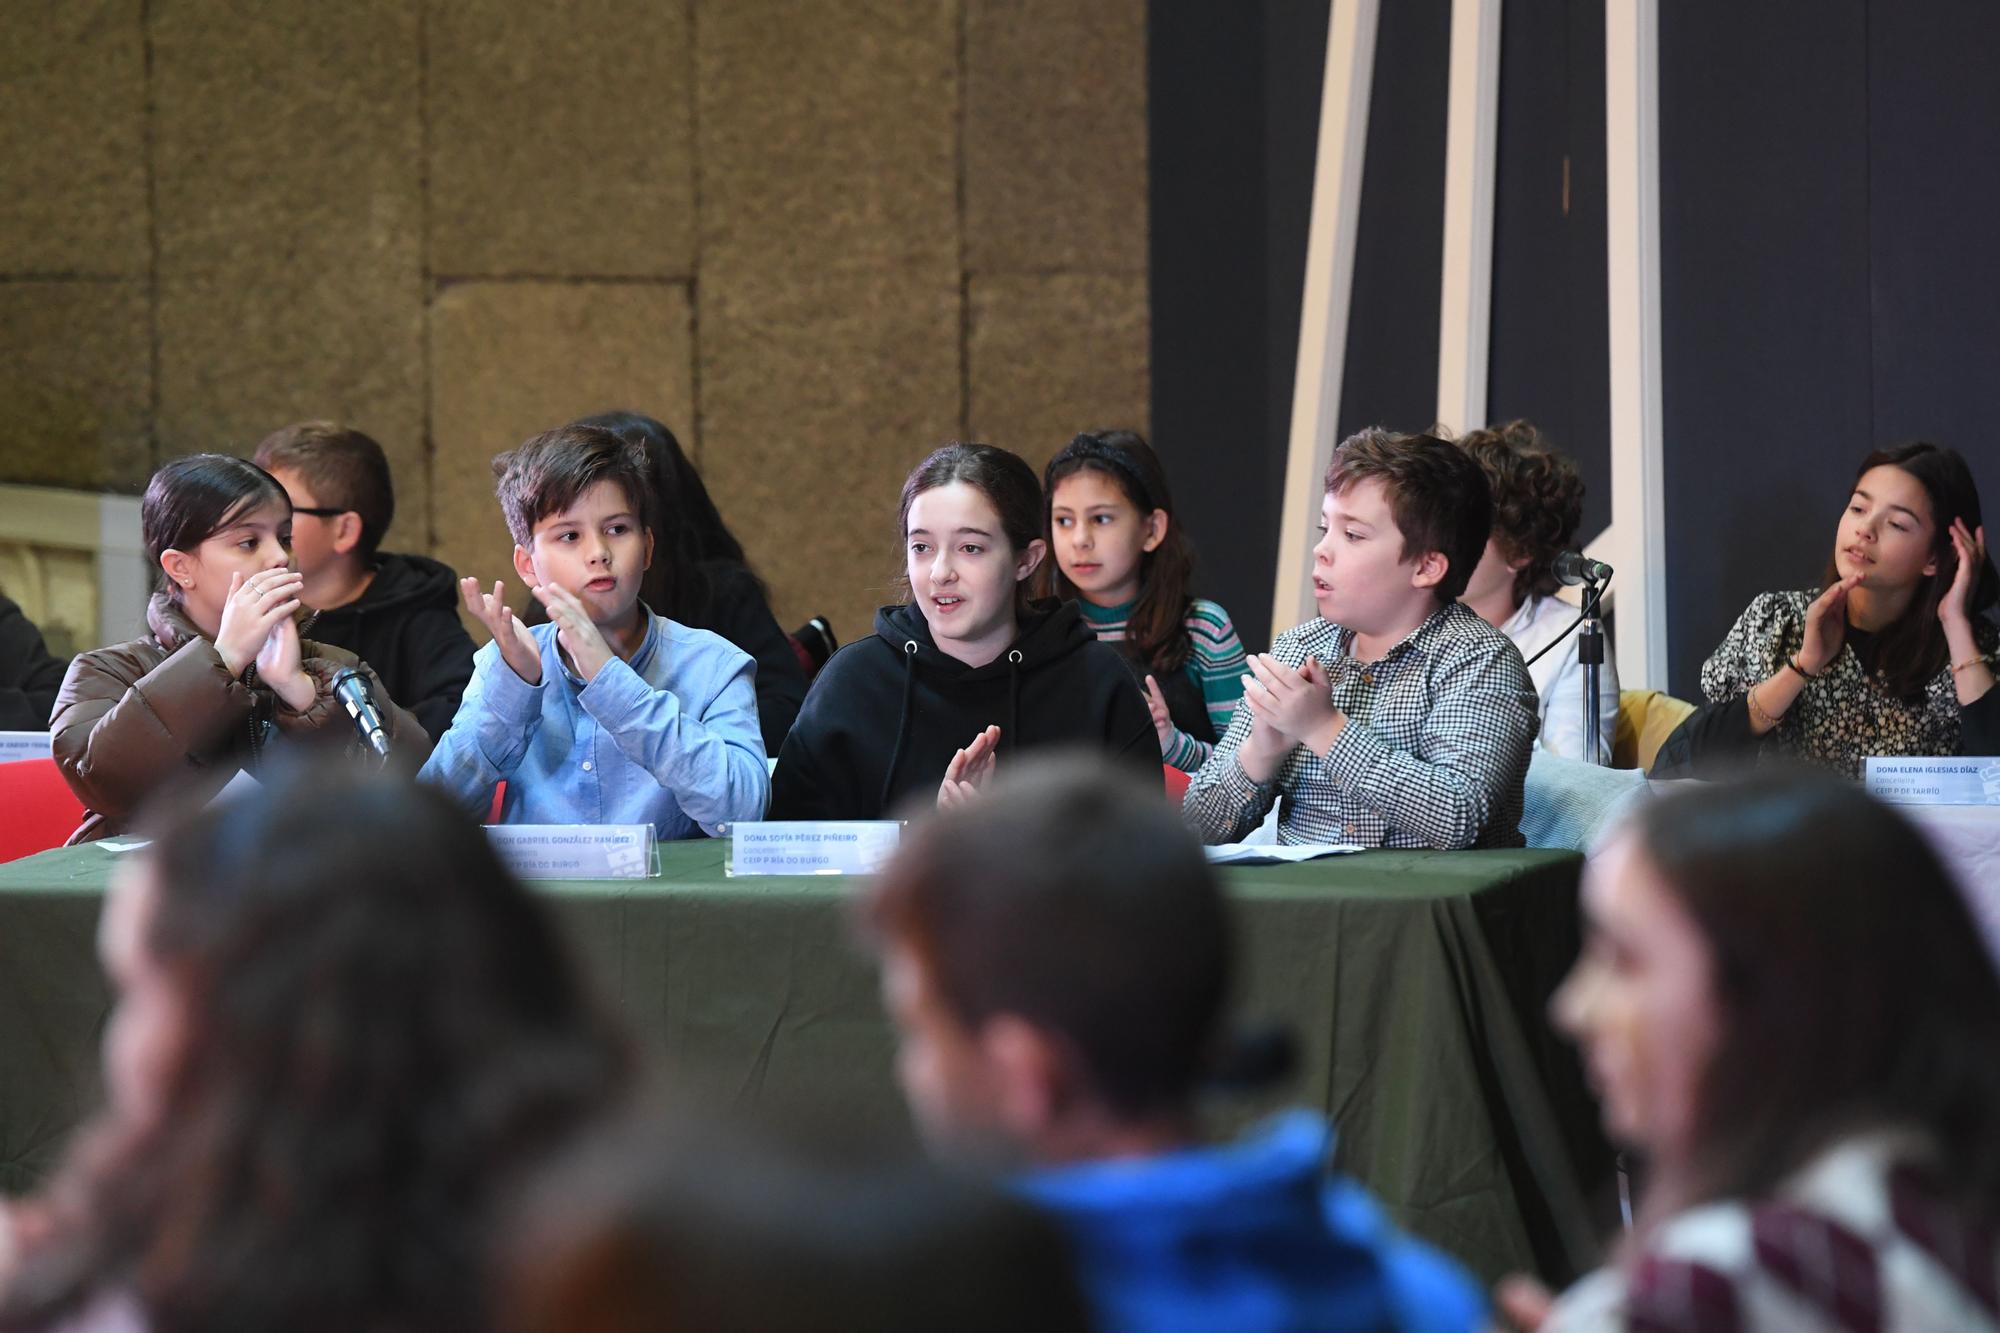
top-left (1655, 442), bottom-right (1996, 778)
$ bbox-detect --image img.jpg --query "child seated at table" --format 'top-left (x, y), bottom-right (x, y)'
top-left (861, 754), bottom-right (1485, 1333)
top-left (1184, 428), bottom-right (1538, 848)
top-left (418, 424), bottom-right (767, 836)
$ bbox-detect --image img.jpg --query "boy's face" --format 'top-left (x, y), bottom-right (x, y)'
top-left (880, 939), bottom-right (1017, 1163)
top-left (512, 478), bottom-right (653, 628)
top-left (264, 468), bottom-right (338, 581)
top-left (1310, 478), bottom-right (1444, 634)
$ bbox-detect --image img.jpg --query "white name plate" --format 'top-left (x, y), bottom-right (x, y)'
top-left (727, 821), bottom-right (902, 876)
top-left (1864, 757), bottom-right (2000, 807)
top-left (485, 824), bottom-right (658, 879)
top-left (0, 731), bottom-right (53, 764)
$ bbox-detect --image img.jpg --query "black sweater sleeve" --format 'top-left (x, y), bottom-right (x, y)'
top-left (1648, 696), bottom-right (1758, 779)
top-left (0, 595), bottom-right (71, 730)
top-left (1960, 681), bottom-right (2000, 756)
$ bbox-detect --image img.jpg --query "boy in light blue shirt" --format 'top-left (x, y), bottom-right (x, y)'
top-left (419, 424), bottom-right (768, 836)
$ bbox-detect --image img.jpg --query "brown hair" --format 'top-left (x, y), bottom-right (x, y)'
top-left (1628, 769), bottom-right (2000, 1224)
top-left (897, 443), bottom-right (1045, 617)
top-left (141, 454), bottom-right (290, 602)
top-left (1324, 428), bottom-right (1492, 603)
top-left (1455, 420), bottom-right (1586, 603)
top-left (1820, 442), bottom-right (1995, 698)
top-left (1038, 431), bottom-right (1200, 673)
top-left (251, 422), bottom-right (396, 561)
top-left (0, 762), bottom-right (627, 1332)
top-left (494, 425), bottom-right (653, 547)
top-left (861, 754), bottom-right (1230, 1118)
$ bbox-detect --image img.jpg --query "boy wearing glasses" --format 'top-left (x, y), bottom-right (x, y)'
top-left (254, 422), bottom-right (476, 741)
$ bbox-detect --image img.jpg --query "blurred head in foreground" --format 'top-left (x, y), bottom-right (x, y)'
top-left (499, 1116), bottom-right (1090, 1333)
top-left (1555, 766), bottom-right (2000, 1224)
top-left (0, 763), bottom-right (627, 1333)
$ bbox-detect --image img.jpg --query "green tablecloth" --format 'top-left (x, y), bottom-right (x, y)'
top-left (0, 840), bottom-right (1611, 1284)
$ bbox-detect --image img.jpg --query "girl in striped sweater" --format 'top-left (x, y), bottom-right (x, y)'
top-left (1040, 431), bottom-right (1247, 773)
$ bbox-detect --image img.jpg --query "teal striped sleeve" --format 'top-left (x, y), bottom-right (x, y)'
top-left (1162, 599), bottom-right (1248, 772)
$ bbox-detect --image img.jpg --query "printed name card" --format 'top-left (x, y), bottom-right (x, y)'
top-left (485, 824), bottom-right (658, 879)
top-left (1863, 757), bottom-right (2000, 807)
top-left (0, 731), bottom-right (52, 765)
top-left (727, 821), bottom-right (902, 876)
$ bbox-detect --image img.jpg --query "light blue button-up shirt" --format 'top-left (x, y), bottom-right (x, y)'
top-left (419, 609), bottom-right (769, 838)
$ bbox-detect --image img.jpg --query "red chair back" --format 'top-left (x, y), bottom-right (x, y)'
top-left (0, 758), bottom-right (84, 862)
top-left (1163, 764), bottom-right (1192, 802)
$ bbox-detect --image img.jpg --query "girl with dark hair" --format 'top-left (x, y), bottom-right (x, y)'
top-left (48, 454), bottom-right (426, 843)
top-left (565, 411), bottom-right (808, 752)
top-left (1457, 422), bottom-right (1620, 764)
top-left (1504, 771), bottom-right (2000, 1330)
top-left (1655, 442), bottom-right (1996, 777)
top-left (769, 442), bottom-right (1159, 819)
top-left (1039, 431), bottom-right (1247, 773)
top-left (0, 764), bottom-right (628, 1332)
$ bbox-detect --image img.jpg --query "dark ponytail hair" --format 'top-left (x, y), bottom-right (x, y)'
top-left (897, 443), bottom-right (1046, 616)
top-left (1038, 431), bottom-right (1198, 673)
top-left (142, 454), bottom-right (290, 600)
top-left (1823, 442), bottom-right (1995, 698)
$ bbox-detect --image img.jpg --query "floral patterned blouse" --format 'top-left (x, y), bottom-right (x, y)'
top-left (1686, 590), bottom-right (1999, 779)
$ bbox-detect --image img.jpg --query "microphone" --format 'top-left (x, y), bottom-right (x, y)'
top-left (1553, 551), bottom-right (1614, 586)
top-left (331, 668), bottom-right (392, 761)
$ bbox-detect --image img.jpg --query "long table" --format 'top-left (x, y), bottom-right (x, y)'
top-left (0, 840), bottom-right (1612, 1284)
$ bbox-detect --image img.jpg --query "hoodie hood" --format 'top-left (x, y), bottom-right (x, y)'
top-left (871, 596), bottom-right (1095, 679)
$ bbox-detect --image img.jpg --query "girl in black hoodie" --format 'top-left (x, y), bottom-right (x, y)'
top-left (769, 444), bottom-right (1161, 819)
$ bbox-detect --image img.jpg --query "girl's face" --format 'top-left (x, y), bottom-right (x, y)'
top-left (906, 482), bottom-right (1045, 666)
top-left (162, 499), bottom-right (295, 636)
top-left (99, 861), bottom-right (189, 1131)
top-left (1832, 464), bottom-right (1939, 593)
top-left (1049, 468), bottom-right (1166, 608)
top-left (1552, 835), bottom-right (1722, 1166)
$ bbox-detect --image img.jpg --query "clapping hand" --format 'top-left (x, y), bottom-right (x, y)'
top-left (1240, 654), bottom-right (1346, 753)
top-left (938, 725), bottom-right (1001, 809)
top-left (1798, 573), bottom-right (1862, 676)
top-left (461, 577), bottom-right (542, 685)
top-left (534, 583), bottom-right (615, 683)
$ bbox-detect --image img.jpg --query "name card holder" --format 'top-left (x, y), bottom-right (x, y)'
top-left (485, 824), bottom-right (660, 879)
top-left (1863, 757), bottom-right (2000, 807)
top-left (0, 731), bottom-right (53, 765)
top-left (725, 821), bottom-right (902, 876)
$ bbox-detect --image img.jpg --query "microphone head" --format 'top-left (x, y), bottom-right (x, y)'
top-left (1553, 551), bottom-right (1613, 586)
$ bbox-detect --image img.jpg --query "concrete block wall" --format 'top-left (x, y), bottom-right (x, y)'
top-left (0, 0), bottom-right (1148, 646)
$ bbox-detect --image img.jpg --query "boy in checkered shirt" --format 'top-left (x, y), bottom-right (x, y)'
top-left (1184, 428), bottom-right (1539, 848)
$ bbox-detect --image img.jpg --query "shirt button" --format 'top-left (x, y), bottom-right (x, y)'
top-left (1344, 822), bottom-right (1357, 837)
top-left (1360, 671), bottom-right (1373, 686)
top-left (581, 760), bottom-right (594, 772)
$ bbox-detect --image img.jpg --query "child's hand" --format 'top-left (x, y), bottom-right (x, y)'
top-left (1142, 675), bottom-right (1175, 750)
top-left (1494, 1274), bottom-right (1554, 1331)
top-left (534, 583), bottom-right (615, 683)
top-left (254, 614), bottom-right (315, 712)
top-left (214, 569), bottom-right (304, 678)
top-left (1798, 573), bottom-right (1860, 676)
top-left (461, 577), bottom-right (542, 685)
top-left (938, 725), bottom-right (1001, 810)
top-left (1241, 654), bottom-right (1346, 754)
top-left (1939, 519), bottom-right (1986, 630)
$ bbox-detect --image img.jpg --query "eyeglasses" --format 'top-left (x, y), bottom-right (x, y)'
top-left (291, 506), bottom-right (348, 518)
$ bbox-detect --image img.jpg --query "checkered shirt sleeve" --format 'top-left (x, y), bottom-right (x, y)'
top-left (1181, 603), bottom-right (1539, 849)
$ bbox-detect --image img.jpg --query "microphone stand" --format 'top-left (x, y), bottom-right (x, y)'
top-left (1579, 576), bottom-right (1606, 767)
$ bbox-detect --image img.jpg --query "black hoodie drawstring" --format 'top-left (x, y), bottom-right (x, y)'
top-left (1006, 649), bottom-right (1023, 754)
top-left (880, 640), bottom-right (921, 810)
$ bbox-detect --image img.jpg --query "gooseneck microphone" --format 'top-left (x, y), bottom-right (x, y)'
top-left (1553, 550), bottom-right (1614, 586)
top-left (331, 668), bottom-right (392, 761)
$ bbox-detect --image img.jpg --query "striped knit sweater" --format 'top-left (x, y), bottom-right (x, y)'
top-left (1077, 597), bottom-right (1247, 772)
